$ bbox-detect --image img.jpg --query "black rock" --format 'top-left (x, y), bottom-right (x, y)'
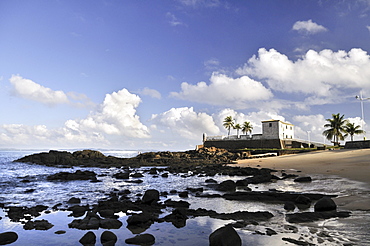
top-left (79, 231), bottom-right (96, 246)
top-left (100, 231), bottom-right (117, 246)
top-left (142, 189), bottom-right (160, 204)
top-left (294, 176), bottom-right (312, 182)
top-left (209, 225), bottom-right (241, 246)
top-left (0, 232), bottom-right (18, 245)
top-left (314, 197), bottom-right (337, 212)
top-left (125, 233), bottom-right (155, 245)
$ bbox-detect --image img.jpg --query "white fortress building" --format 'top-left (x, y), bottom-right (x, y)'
top-left (203, 119), bottom-right (321, 149)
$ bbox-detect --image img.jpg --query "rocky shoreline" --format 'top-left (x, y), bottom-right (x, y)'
top-left (0, 148), bottom-right (354, 245)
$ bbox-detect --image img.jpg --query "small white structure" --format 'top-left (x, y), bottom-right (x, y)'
top-left (261, 119), bottom-right (294, 140)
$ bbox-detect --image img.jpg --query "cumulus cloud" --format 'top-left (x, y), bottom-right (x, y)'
top-left (137, 87), bottom-right (161, 99)
top-left (65, 88), bottom-right (150, 138)
top-left (10, 75), bottom-right (70, 105)
top-left (0, 88), bottom-right (150, 148)
top-left (9, 75), bottom-right (94, 107)
top-left (170, 73), bottom-right (273, 109)
top-left (237, 48), bottom-right (370, 100)
top-left (150, 107), bottom-right (220, 139)
top-left (292, 19), bottom-right (328, 34)
top-left (213, 108), bottom-right (286, 135)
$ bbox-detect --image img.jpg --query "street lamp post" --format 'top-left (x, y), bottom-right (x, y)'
top-left (355, 92), bottom-right (370, 140)
top-left (307, 131), bottom-right (311, 148)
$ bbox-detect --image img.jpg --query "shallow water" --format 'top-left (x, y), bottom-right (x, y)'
top-left (0, 150), bottom-right (369, 245)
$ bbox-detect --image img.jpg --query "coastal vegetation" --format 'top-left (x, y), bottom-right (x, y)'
top-left (322, 113), bottom-right (364, 145)
top-left (223, 116), bottom-right (253, 137)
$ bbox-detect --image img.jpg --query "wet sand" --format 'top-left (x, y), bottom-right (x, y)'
top-left (235, 149), bottom-right (370, 211)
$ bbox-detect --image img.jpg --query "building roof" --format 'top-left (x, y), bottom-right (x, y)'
top-left (261, 119), bottom-right (294, 126)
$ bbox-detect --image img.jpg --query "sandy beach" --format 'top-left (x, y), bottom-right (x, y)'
top-left (235, 149), bottom-right (370, 210)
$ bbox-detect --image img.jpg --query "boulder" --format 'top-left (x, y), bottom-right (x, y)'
top-left (0, 232), bottom-right (18, 245)
top-left (113, 172), bottom-right (130, 179)
top-left (100, 231), bottom-right (117, 246)
top-left (98, 209), bottom-right (116, 218)
top-left (209, 225), bottom-right (242, 246)
top-left (216, 180), bottom-right (236, 191)
top-left (125, 233), bottom-right (155, 245)
top-left (284, 201), bottom-right (296, 211)
top-left (142, 189), bottom-right (160, 204)
top-left (79, 231), bottom-right (96, 246)
top-left (314, 197), bottom-right (337, 212)
top-left (295, 195), bottom-right (311, 209)
top-left (68, 197), bottom-right (81, 204)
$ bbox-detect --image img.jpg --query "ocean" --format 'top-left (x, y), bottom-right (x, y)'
top-left (0, 150), bottom-right (369, 245)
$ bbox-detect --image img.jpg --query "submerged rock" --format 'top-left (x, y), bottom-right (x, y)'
top-left (286, 211), bottom-right (351, 223)
top-left (47, 170), bottom-right (97, 181)
top-left (23, 219), bottom-right (54, 230)
top-left (125, 233), bottom-right (155, 245)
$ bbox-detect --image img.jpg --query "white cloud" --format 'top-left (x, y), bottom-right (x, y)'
top-left (178, 0), bottom-right (221, 8)
top-left (10, 75), bottom-right (70, 106)
top-left (150, 107), bottom-right (220, 139)
top-left (166, 12), bottom-right (185, 27)
top-left (213, 108), bottom-right (285, 135)
top-left (0, 88), bottom-right (150, 148)
top-left (292, 19), bottom-right (328, 34)
top-left (65, 88), bottom-right (150, 138)
top-left (9, 75), bottom-right (94, 107)
top-left (137, 87), bottom-right (161, 99)
top-left (367, 25), bottom-right (370, 32)
top-left (170, 73), bottom-right (273, 109)
top-left (238, 48), bottom-right (370, 100)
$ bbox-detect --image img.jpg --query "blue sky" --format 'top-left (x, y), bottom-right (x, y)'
top-left (1, 0), bottom-right (370, 150)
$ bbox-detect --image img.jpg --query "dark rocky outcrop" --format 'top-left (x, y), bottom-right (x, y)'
top-left (286, 211), bottom-right (351, 223)
top-left (125, 233), bottom-right (155, 245)
top-left (6, 205), bottom-right (48, 222)
top-left (23, 219), bottom-right (54, 230)
top-left (47, 170), bottom-right (97, 181)
top-left (13, 148), bottom-right (253, 168)
top-left (223, 191), bottom-right (335, 203)
top-left (282, 237), bottom-right (315, 246)
top-left (68, 211), bottom-right (123, 230)
top-left (294, 176), bottom-right (312, 183)
top-left (0, 232), bottom-right (18, 245)
top-left (209, 225), bottom-right (241, 246)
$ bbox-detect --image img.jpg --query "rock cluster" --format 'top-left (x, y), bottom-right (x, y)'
top-left (4, 149), bottom-right (354, 245)
top-left (14, 148), bottom-right (245, 167)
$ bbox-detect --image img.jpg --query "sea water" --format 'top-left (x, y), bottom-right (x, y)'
top-left (0, 150), bottom-right (369, 245)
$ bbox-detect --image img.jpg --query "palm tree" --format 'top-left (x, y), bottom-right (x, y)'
top-left (322, 113), bottom-right (347, 146)
top-left (223, 116), bottom-right (234, 136)
top-left (242, 121), bottom-right (253, 136)
top-left (343, 122), bottom-right (364, 141)
top-left (234, 123), bottom-right (241, 138)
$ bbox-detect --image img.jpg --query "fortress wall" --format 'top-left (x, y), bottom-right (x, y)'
top-left (204, 139), bottom-right (283, 149)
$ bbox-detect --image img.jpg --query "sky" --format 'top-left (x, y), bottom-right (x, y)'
top-left (1, 0), bottom-right (370, 151)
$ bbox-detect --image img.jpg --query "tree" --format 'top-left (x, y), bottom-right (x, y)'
top-left (343, 122), bottom-right (364, 141)
top-left (234, 123), bottom-right (241, 137)
top-left (242, 121), bottom-right (253, 135)
top-left (223, 116), bottom-right (234, 136)
top-left (322, 113), bottom-right (347, 146)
